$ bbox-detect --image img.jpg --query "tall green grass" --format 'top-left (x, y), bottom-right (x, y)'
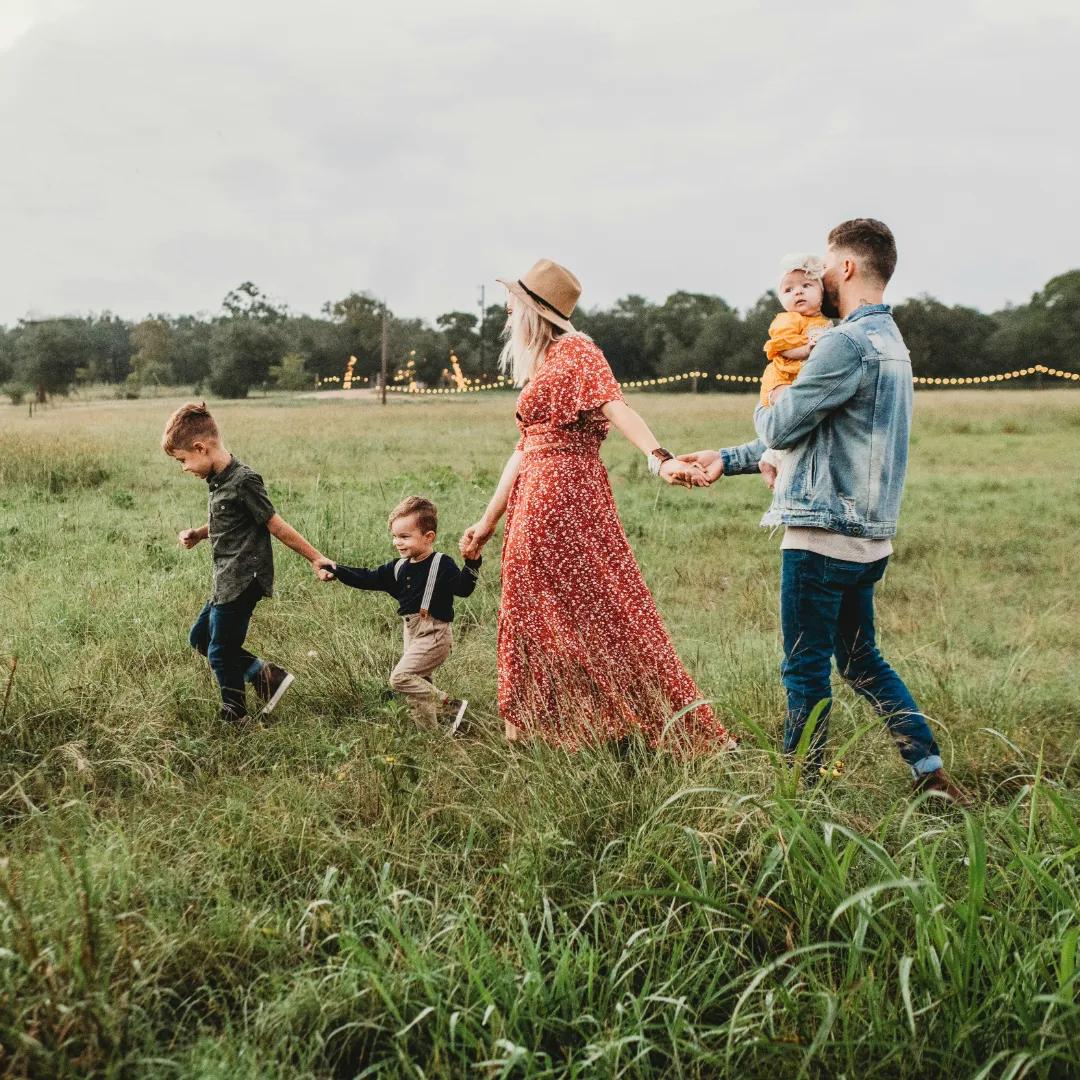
top-left (1, 391), bottom-right (1078, 1077)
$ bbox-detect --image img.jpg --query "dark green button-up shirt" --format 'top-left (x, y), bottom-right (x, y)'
top-left (206, 456), bottom-right (276, 603)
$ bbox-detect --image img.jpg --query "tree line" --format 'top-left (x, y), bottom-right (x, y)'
top-left (2, 271), bottom-right (1078, 403)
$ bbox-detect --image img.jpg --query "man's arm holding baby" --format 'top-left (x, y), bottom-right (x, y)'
top-left (754, 332), bottom-right (862, 451)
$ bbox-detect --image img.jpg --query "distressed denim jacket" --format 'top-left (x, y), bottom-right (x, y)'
top-left (720, 304), bottom-right (912, 539)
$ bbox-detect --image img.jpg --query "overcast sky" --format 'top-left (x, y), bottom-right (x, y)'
top-left (2, 0), bottom-right (1078, 326)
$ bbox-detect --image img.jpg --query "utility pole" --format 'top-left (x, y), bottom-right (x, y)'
top-left (380, 302), bottom-right (388, 406)
top-left (478, 284), bottom-right (485, 373)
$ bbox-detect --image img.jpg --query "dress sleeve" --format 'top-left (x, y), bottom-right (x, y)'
top-left (547, 335), bottom-right (623, 427)
top-left (764, 313), bottom-right (809, 362)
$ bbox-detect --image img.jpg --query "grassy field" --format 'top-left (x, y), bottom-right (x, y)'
top-left (1, 390), bottom-right (1079, 1078)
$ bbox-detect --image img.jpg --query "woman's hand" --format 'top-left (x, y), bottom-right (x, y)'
top-left (677, 450), bottom-right (723, 484)
top-left (659, 458), bottom-right (708, 488)
top-left (460, 519), bottom-right (496, 560)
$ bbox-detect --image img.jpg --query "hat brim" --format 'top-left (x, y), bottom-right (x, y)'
top-left (496, 278), bottom-right (576, 334)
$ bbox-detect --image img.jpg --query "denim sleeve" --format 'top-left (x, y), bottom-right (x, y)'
top-left (719, 439), bottom-right (765, 476)
top-left (753, 332), bottom-right (863, 450)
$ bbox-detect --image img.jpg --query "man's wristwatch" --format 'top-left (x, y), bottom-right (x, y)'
top-left (648, 447), bottom-right (674, 476)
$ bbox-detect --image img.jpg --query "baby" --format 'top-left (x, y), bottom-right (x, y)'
top-left (759, 253), bottom-right (832, 482)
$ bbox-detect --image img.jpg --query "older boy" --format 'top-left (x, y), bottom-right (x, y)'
top-left (163, 401), bottom-right (331, 723)
top-left (318, 496), bottom-right (481, 732)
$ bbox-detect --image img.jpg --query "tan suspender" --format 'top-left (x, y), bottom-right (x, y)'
top-left (395, 553), bottom-right (443, 619)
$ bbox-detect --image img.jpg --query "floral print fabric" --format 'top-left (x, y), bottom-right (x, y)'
top-left (497, 333), bottom-right (732, 751)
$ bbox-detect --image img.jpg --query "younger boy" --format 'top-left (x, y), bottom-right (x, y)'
top-left (318, 496), bottom-right (481, 732)
top-left (163, 402), bottom-right (331, 723)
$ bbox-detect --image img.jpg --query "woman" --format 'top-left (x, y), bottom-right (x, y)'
top-left (460, 258), bottom-right (736, 753)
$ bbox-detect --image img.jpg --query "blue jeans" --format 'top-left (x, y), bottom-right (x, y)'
top-left (189, 582), bottom-right (265, 714)
top-left (780, 549), bottom-right (942, 777)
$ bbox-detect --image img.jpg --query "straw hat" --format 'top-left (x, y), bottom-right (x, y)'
top-left (496, 258), bottom-right (580, 333)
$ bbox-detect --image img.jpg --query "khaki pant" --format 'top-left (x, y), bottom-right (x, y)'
top-left (389, 615), bottom-right (453, 727)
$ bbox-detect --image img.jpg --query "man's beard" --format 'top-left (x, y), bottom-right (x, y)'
top-left (821, 281), bottom-right (841, 319)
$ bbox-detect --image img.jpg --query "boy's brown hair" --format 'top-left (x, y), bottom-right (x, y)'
top-left (827, 218), bottom-right (897, 286)
top-left (162, 401), bottom-right (220, 454)
top-left (389, 496), bottom-right (438, 534)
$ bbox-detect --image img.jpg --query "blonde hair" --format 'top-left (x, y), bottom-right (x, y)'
top-left (778, 252), bottom-right (825, 284)
top-left (499, 301), bottom-right (562, 387)
top-left (162, 401), bottom-right (219, 454)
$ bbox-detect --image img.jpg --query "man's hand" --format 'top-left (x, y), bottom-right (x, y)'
top-left (659, 458), bottom-right (707, 488)
top-left (313, 556), bottom-right (336, 582)
top-left (460, 520), bottom-right (495, 561)
top-left (677, 450), bottom-right (723, 485)
top-left (759, 460), bottom-right (778, 490)
top-left (178, 528), bottom-right (203, 550)
top-left (807, 326), bottom-right (826, 346)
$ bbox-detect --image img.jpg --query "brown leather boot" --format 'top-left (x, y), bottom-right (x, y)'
top-left (913, 769), bottom-right (970, 805)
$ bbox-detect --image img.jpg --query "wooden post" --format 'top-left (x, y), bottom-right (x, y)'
top-left (381, 304), bottom-right (388, 407)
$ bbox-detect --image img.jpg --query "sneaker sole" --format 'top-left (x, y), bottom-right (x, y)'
top-left (261, 672), bottom-right (295, 714)
top-left (449, 698), bottom-right (469, 735)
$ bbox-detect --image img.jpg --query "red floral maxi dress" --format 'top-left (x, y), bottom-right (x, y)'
top-left (497, 333), bottom-right (733, 752)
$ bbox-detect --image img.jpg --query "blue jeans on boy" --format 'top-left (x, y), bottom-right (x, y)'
top-left (189, 581), bottom-right (265, 715)
top-left (780, 549), bottom-right (942, 777)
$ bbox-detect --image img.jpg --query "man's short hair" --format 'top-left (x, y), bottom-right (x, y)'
top-left (827, 218), bottom-right (897, 286)
top-left (162, 401), bottom-right (219, 454)
top-left (389, 496), bottom-right (438, 534)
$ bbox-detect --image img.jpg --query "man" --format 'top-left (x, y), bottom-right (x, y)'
top-left (684, 219), bottom-right (964, 799)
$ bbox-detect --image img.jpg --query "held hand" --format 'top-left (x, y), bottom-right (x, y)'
top-left (759, 460), bottom-right (778, 491)
top-left (178, 528), bottom-right (202, 550)
top-left (312, 556), bottom-right (337, 582)
top-left (460, 520), bottom-right (495, 560)
top-left (677, 450), bottom-right (723, 485)
top-left (659, 458), bottom-right (707, 489)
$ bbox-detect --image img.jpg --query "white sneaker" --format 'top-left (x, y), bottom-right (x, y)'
top-left (444, 698), bottom-right (469, 735)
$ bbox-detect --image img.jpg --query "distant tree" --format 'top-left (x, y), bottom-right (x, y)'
top-left (128, 319), bottom-right (171, 389)
top-left (0, 326), bottom-right (15, 385)
top-left (893, 296), bottom-right (996, 377)
top-left (208, 319), bottom-right (283, 398)
top-left (683, 305), bottom-right (745, 384)
top-left (719, 291), bottom-right (781, 383)
top-left (87, 313), bottom-right (134, 383)
top-left (987, 270), bottom-right (1080, 376)
top-left (479, 302), bottom-right (507, 374)
top-left (168, 316), bottom-right (213, 386)
top-left (287, 315), bottom-right (348, 381)
top-left (436, 311), bottom-right (479, 375)
top-left (392, 319), bottom-right (450, 386)
top-left (222, 281), bottom-right (287, 322)
top-left (15, 319), bottom-right (92, 402)
top-left (323, 292), bottom-right (385, 380)
top-left (577, 295), bottom-right (664, 380)
top-left (271, 352), bottom-right (310, 391)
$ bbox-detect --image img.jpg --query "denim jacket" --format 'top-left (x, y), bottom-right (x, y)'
top-left (720, 304), bottom-right (912, 539)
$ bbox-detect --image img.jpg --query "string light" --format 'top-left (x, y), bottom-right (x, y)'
top-left (318, 364), bottom-right (1080, 392)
